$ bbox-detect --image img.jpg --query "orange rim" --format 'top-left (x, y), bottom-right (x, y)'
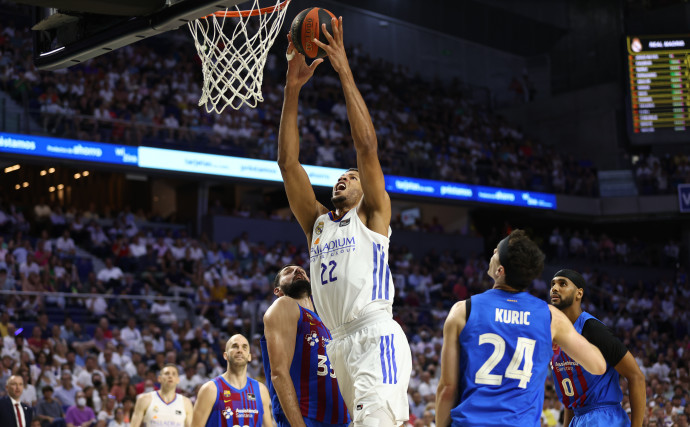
top-left (202, 0), bottom-right (290, 18)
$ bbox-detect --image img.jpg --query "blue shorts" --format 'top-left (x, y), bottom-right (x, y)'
top-left (275, 413), bottom-right (350, 427)
top-left (571, 404), bottom-right (630, 427)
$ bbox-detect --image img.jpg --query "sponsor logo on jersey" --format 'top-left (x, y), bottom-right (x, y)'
top-left (175, 410), bottom-right (182, 415)
top-left (310, 237), bottom-right (356, 260)
top-left (315, 221), bottom-right (324, 235)
top-left (356, 404), bottom-right (363, 410)
top-left (306, 332), bottom-right (319, 346)
top-left (222, 408), bottom-right (233, 419)
top-left (339, 218), bottom-right (350, 227)
top-left (247, 393), bottom-right (256, 401)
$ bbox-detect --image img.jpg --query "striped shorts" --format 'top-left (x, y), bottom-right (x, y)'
top-left (327, 313), bottom-right (412, 424)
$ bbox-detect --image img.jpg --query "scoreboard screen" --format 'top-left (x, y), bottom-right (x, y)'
top-left (626, 35), bottom-right (690, 144)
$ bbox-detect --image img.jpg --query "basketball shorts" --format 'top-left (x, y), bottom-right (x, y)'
top-left (327, 311), bottom-right (412, 425)
top-left (275, 413), bottom-right (349, 427)
top-left (572, 404), bottom-right (631, 427)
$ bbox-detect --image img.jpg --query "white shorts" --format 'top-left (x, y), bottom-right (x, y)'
top-left (327, 312), bottom-right (412, 425)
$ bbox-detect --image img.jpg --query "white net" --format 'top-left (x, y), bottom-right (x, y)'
top-left (188, 0), bottom-right (290, 113)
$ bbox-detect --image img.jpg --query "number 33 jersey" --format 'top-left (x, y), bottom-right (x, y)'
top-left (260, 306), bottom-right (350, 425)
top-left (452, 289), bottom-right (553, 427)
top-left (309, 208), bottom-right (394, 331)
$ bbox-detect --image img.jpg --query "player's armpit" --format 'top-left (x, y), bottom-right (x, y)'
top-left (550, 306), bottom-right (606, 375)
top-left (191, 381), bottom-right (217, 427)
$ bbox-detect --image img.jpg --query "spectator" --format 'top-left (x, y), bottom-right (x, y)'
top-left (64, 390), bottom-right (96, 427)
top-left (35, 385), bottom-right (66, 427)
top-left (54, 371), bottom-right (80, 408)
top-left (55, 231), bottom-right (76, 259)
top-left (107, 407), bottom-right (127, 427)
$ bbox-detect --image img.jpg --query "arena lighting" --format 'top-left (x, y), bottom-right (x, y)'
top-left (74, 173), bottom-right (81, 179)
top-left (4, 164), bottom-right (20, 173)
top-left (40, 170), bottom-right (47, 176)
top-left (14, 184), bottom-right (20, 190)
top-left (49, 186), bottom-right (55, 192)
top-left (48, 167), bottom-right (55, 173)
top-left (83, 171), bottom-right (90, 176)
top-left (57, 184), bottom-right (64, 190)
top-left (22, 182), bottom-right (29, 188)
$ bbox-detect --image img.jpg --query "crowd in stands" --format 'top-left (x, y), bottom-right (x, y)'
top-left (0, 198), bottom-right (687, 426)
top-left (633, 153), bottom-right (690, 196)
top-left (546, 227), bottom-right (682, 268)
top-left (0, 12), bottom-right (601, 197)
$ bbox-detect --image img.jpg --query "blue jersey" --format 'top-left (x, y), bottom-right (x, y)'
top-left (205, 376), bottom-right (264, 427)
top-left (261, 305), bottom-right (350, 425)
top-left (551, 312), bottom-right (623, 411)
top-left (451, 289), bottom-right (553, 427)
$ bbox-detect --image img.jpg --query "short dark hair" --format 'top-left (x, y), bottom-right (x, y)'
top-left (160, 363), bottom-right (179, 375)
top-left (346, 168), bottom-right (358, 173)
top-left (499, 229), bottom-right (544, 291)
top-left (273, 264), bottom-right (300, 289)
top-left (42, 385), bottom-right (53, 393)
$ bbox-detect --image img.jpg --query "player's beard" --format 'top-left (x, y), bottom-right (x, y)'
top-left (282, 279), bottom-right (311, 299)
top-left (552, 293), bottom-right (575, 310)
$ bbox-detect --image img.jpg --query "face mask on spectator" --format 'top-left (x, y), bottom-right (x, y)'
top-left (77, 397), bottom-right (86, 407)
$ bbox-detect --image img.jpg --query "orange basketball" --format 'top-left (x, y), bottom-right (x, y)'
top-left (289, 7), bottom-right (336, 59)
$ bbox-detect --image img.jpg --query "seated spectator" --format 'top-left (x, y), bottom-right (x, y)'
top-left (35, 385), bottom-right (66, 427)
top-left (150, 297), bottom-right (177, 325)
top-left (64, 390), bottom-right (96, 427)
top-left (107, 407), bottom-right (127, 427)
top-left (96, 258), bottom-right (123, 289)
top-left (97, 394), bottom-right (117, 424)
top-left (53, 371), bottom-right (80, 408)
top-left (55, 231), bottom-right (76, 259)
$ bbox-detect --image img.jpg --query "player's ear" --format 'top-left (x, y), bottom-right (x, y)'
top-left (273, 287), bottom-right (281, 296)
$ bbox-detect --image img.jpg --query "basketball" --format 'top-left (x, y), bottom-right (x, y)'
top-left (289, 7), bottom-right (336, 59)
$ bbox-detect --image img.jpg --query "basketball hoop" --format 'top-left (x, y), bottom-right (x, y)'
top-left (189, 0), bottom-right (291, 113)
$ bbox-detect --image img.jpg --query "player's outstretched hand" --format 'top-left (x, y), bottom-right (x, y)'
top-left (285, 33), bottom-right (323, 89)
top-left (312, 17), bottom-right (349, 75)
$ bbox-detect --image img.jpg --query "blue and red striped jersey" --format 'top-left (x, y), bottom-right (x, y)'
top-left (551, 311), bottom-right (623, 409)
top-left (205, 376), bottom-right (264, 427)
top-left (261, 305), bottom-right (350, 425)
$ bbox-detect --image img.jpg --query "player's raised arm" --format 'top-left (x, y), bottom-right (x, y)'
top-left (278, 34), bottom-right (328, 238)
top-left (191, 381), bottom-right (217, 427)
top-left (129, 392), bottom-right (151, 427)
top-left (549, 306), bottom-right (606, 375)
top-left (313, 18), bottom-right (391, 235)
top-left (436, 301), bottom-right (466, 427)
top-left (264, 298), bottom-right (306, 427)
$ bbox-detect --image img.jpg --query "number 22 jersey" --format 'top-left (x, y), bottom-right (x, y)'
top-left (309, 208), bottom-right (394, 331)
top-left (452, 289), bottom-right (552, 427)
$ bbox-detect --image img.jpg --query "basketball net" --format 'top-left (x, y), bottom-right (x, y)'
top-left (188, 0), bottom-right (291, 113)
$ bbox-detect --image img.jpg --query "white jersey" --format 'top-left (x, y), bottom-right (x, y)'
top-left (142, 391), bottom-right (187, 427)
top-left (309, 207), bottom-right (394, 330)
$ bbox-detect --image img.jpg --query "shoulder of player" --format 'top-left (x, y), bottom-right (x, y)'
top-left (180, 394), bottom-right (194, 407)
top-left (445, 300), bottom-right (467, 331)
top-left (197, 379), bottom-right (218, 397)
top-left (264, 297), bottom-right (299, 323)
top-left (135, 392), bottom-right (153, 406)
top-left (257, 381), bottom-right (270, 398)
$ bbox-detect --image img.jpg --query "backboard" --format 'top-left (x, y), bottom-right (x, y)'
top-left (22, 0), bottom-right (247, 70)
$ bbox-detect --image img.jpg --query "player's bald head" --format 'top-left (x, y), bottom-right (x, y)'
top-left (225, 334), bottom-right (249, 352)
